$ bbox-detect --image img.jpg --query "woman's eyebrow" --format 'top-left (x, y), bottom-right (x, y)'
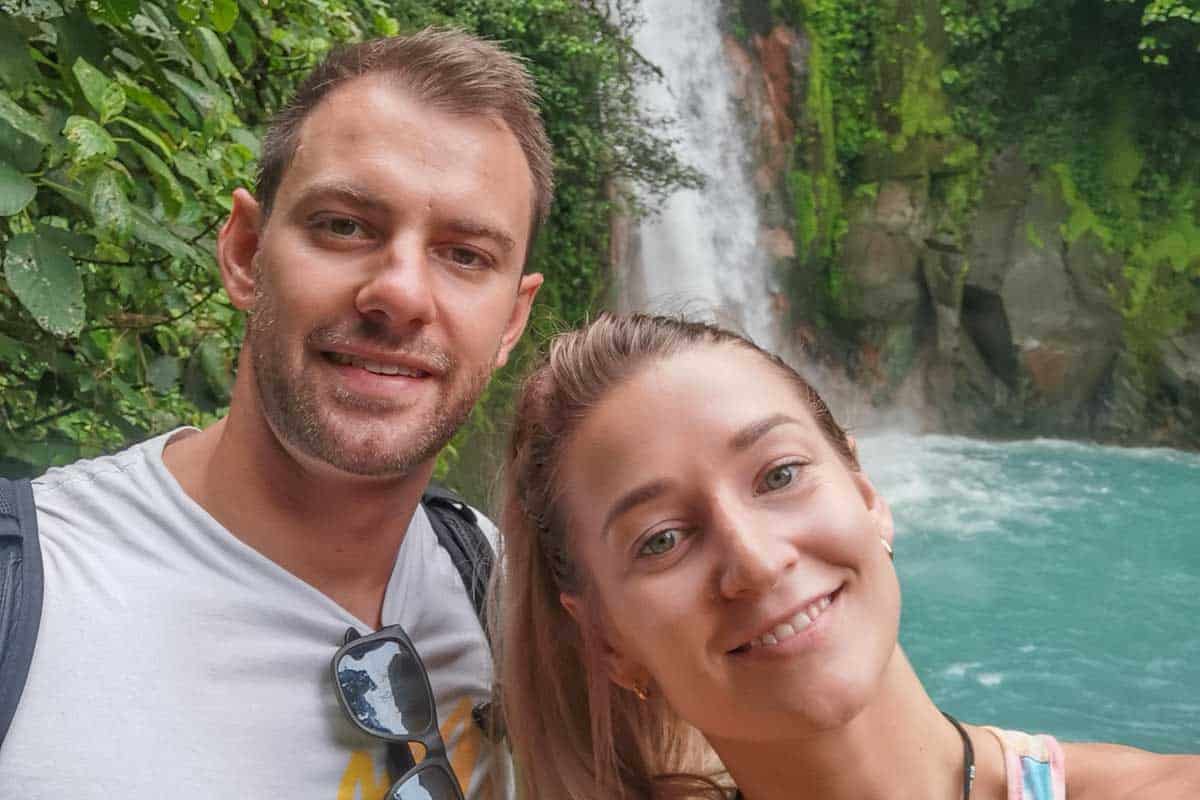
top-left (729, 414), bottom-right (804, 452)
top-left (602, 479), bottom-right (670, 538)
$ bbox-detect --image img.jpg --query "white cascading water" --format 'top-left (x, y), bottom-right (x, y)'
top-left (615, 0), bottom-right (782, 353)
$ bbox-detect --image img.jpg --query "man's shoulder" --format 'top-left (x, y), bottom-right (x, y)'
top-left (31, 428), bottom-right (191, 511)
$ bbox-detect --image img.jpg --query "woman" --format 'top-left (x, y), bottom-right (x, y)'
top-left (492, 313), bottom-right (1199, 800)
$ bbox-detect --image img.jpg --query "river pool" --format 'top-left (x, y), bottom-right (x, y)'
top-left (859, 434), bottom-right (1200, 753)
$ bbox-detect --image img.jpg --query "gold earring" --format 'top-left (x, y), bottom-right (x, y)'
top-left (632, 684), bottom-right (650, 701)
top-left (880, 537), bottom-right (894, 561)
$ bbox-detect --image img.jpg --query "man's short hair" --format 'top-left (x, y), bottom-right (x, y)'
top-left (256, 28), bottom-right (554, 240)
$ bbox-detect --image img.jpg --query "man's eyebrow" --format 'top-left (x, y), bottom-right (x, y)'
top-left (729, 414), bottom-right (804, 452)
top-left (444, 218), bottom-right (517, 255)
top-left (291, 180), bottom-right (388, 214)
top-left (602, 479), bottom-right (670, 537)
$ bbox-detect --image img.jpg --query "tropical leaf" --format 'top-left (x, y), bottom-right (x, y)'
top-left (62, 115), bottom-right (117, 172)
top-left (0, 117), bottom-right (43, 171)
top-left (0, 13), bottom-right (38, 89)
top-left (115, 115), bottom-right (174, 161)
top-left (73, 58), bottom-right (126, 124)
top-left (0, 91), bottom-right (56, 146)
top-left (0, 159), bottom-right (36, 216)
top-left (163, 69), bottom-right (233, 119)
top-left (3, 232), bottom-right (86, 337)
top-left (129, 140), bottom-right (184, 218)
top-left (195, 27), bottom-right (239, 79)
top-left (89, 167), bottom-right (133, 240)
top-left (96, 0), bottom-right (139, 25)
top-left (209, 0), bottom-right (239, 34)
top-left (177, 0), bottom-right (202, 24)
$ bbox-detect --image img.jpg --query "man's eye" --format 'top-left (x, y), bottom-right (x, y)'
top-left (437, 246), bottom-right (490, 270)
top-left (638, 529), bottom-right (683, 558)
top-left (758, 464), bottom-right (799, 494)
top-left (326, 218), bottom-right (361, 237)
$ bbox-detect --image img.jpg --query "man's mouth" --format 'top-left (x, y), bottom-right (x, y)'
top-left (729, 587), bottom-right (842, 654)
top-left (325, 352), bottom-right (430, 378)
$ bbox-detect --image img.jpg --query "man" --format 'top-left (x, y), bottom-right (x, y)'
top-left (0, 29), bottom-right (549, 799)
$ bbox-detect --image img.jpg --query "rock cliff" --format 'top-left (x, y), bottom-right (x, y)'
top-left (706, 2), bottom-right (1200, 447)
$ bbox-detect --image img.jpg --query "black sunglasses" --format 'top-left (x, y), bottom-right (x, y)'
top-left (332, 626), bottom-right (466, 800)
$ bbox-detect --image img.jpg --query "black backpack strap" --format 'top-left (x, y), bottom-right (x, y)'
top-left (420, 484), bottom-right (504, 738)
top-left (420, 484), bottom-right (494, 632)
top-left (0, 477), bottom-right (43, 748)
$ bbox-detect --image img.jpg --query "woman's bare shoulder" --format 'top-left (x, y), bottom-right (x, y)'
top-left (1063, 742), bottom-right (1200, 799)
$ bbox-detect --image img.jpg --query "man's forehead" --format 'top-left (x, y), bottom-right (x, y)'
top-left (280, 77), bottom-right (528, 194)
top-left (296, 76), bottom-right (510, 153)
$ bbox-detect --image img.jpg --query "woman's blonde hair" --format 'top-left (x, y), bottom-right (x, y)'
top-left (492, 313), bottom-right (857, 800)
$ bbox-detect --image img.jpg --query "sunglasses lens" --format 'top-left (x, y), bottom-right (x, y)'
top-left (335, 637), bottom-right (433, 736)
top-left (385, 764), bottom-right (462, 800)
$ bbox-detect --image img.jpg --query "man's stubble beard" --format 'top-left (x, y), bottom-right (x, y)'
top-left (245, 273), bottom-right (493, 478)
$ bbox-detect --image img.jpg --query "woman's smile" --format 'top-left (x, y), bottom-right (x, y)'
top-left (727, 585), bottom-right (843, 656)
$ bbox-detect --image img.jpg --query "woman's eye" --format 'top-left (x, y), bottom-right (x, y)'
top-left (758, 464), bottom-right (799, 493)
top-left (638, 529), bottom-right (683, 558)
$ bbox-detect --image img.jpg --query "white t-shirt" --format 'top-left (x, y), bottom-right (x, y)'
top-left (0, 430), bottom-right (509, 799)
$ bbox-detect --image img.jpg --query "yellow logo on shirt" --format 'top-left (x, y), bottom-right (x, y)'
top-left (337, 697), bottom-right (483, 800)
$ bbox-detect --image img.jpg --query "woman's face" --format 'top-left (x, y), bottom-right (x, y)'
top-left (559, 344), bottom-right (901, 743)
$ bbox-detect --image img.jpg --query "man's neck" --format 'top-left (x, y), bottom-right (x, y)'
top-left (161, 403), bottom-right (433, 629)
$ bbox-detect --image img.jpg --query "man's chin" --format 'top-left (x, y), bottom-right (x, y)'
top-left (282, 410), bottom-right (455, 479)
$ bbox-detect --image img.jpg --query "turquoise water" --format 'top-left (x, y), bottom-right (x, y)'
top-left (859, 434), bottom-right (1200, 753)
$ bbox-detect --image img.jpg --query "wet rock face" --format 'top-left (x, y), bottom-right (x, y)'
top-left (971, 153), bottom-right (1123, 427)
top-left (838, 147), bottom-right (1126, 435)
top-left (1158, 329), bottom-right (1200, 445)
top-left (706, 16), bottom-right (1198, 445)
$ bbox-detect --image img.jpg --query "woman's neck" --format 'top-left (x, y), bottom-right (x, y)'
top-left (712, 650), bottom-right (1001, 800)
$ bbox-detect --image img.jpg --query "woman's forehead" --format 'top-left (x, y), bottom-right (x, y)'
top-left (566, 346), bottom-right (820, 474)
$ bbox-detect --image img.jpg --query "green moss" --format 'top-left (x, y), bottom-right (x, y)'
top-left (890, 42), bottom-right (955, 153)
top-left (1025, 222), bottom-right (1045, 250)
top-left (790, 170), bottom-right (819, 255)
top-left (1049, 163), bottom-right (1111, 247)
top-left (785, 9), bottom-right (849, 321)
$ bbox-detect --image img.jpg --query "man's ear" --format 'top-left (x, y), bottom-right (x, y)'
top-left (560, 591), bottom-right (650, 694)
top-left (218, 188), bottom-right (262, 310)
top-left (495, 272), bottom-right (543, 369)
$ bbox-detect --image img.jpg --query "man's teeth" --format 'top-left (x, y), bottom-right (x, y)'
top-left (329, 353), bottom-right (424, 377)
top-left (745, 594), bottom-right (834, 650)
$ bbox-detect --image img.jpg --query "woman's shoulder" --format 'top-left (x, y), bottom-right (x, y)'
top-left (1061, 741), bottom-right (1200, 800)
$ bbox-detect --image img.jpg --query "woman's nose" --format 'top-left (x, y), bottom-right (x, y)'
top-left (714, 502), bottom-right (797, 600)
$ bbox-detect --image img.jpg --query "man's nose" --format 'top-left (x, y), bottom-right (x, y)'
top-left (354, 238), bottom-right (437, 329)
top-left (714, 501), bottom-right (797, 600)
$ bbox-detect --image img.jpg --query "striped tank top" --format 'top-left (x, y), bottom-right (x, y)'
top-left (984, 727), bottom-right (1067, 800)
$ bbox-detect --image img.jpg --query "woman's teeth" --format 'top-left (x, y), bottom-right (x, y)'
top-left (745, 593), bottom-right (834, 650)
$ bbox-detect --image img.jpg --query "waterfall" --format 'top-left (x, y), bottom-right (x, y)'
top-left (614, 0), bottom-right (782, 353)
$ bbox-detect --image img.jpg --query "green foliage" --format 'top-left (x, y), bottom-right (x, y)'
top-left (751, 0), bottom-right (1198, 385)
top-left (0, 0), bottom-right (694, 481)
top-left (940, 0), bottom-right (1200, 380)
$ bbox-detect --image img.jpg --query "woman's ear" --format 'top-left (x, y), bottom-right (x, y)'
top-left (852, 470), bottom-right (895, 548)
top-left (218, 188), bottom-right (262, 310)
top-left (560, 592), bottom-right (651, 694)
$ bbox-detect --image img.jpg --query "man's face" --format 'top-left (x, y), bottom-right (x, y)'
top-left (228, 76), bottom-right (541, 477)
